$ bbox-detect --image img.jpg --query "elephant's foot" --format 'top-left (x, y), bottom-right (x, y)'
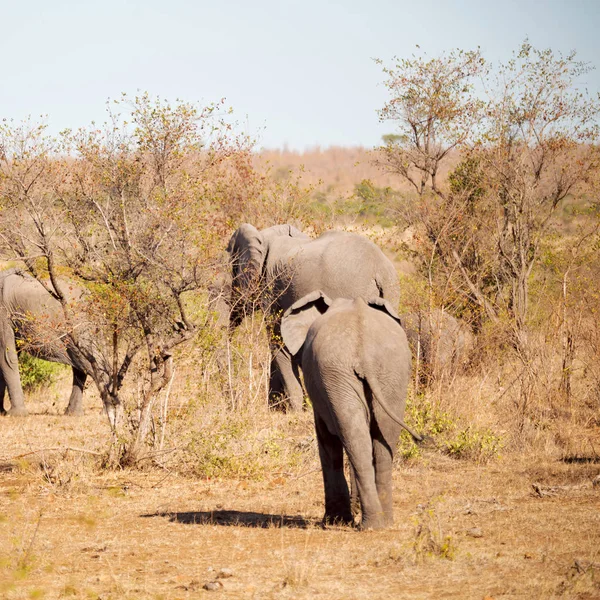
top-left (64, 406), bottom-right (84, 417)
top-left (286, 395), bottom-right (305, 412)
top-left (322, 511), bottom-right (354, 528)
top-left (358, 513), bottom-right (387, 531)
top-left (5, 406), bottom-right (28, 417)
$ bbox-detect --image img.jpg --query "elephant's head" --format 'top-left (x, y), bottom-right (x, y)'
top-left (226, 223), bottom-right (308, 328)
top-left (280, 291), bottom-right (402, 356)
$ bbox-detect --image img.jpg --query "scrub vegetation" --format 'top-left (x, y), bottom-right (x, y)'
top-left (0, 40), bottom-right (599, 598)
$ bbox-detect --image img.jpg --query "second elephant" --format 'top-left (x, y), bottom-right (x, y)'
top-left (227, 224), bottom-right (400, 410)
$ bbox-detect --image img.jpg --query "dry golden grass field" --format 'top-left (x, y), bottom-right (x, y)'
top-left (1, 376), bottom-right (599, 600)
top-left (1, 140), bottom-right (599, 599)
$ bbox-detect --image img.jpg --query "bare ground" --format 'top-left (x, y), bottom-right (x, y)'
top-left (1, 403), bottom-right (599, 600)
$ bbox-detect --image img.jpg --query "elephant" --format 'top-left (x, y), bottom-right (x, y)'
top-left (280, 291), bottom-right (420, 530)
top-left (226, 223), bottom-right (400, 411)
top-left (0, 268), bottom-right (89, 416)
top-left (400, 309), bottom-right (474, 386)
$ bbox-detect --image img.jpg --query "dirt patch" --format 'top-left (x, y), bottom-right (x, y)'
top-left (1, 411), bottom-right (599, 599)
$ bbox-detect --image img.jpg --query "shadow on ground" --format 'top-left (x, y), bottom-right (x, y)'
top-left (141, 509), bottom-right (317, 529)
top-left (560, 455), bottom-right (600, 464)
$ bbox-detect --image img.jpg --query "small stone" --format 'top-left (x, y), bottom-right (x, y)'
top-left (203, 581), bottom-right (223, 591)
top-left (466, 527), bottom-right (483, 538)
top-left (217, 568), bottom-right (234, 579)
top-left (592, 475), bottom-right (600, 488)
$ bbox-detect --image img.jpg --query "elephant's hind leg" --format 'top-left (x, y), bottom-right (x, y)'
top-left (65, 368), bottom-right (87, 416)
top-left (348, 462), bottom-right (360, 519)
top-left (314, 414), bottom-right (352, 526)
top-left (342, 422), bottom-right (386, 530)
top-left (372, 432), bottom-right (396, 526)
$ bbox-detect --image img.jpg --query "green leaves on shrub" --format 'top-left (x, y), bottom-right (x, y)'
top-left (398, 393), bottom-right (504, 463)
top-left (444, 427), bottom-right (504, 463)
top-left (18, 353), bottom-right (66, 392)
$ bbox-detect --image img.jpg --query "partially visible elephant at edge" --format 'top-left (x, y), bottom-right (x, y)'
top-left (0, 269), bottom-right (89, 416)
top-left (281, 291), bottom-right (418, 530)
top-left (226, 223), bottom-right (401, 411)
top-left (400, 308), bottom-right (474, 385)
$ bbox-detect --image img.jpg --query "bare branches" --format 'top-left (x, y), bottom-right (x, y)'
top-left (0, 93), bottom-right (261, 463)
top-left (375, 48), bottom-right (487, 199)
top-left (376, 41), bottom-right (600, 342)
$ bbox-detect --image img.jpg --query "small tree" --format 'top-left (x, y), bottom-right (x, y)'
top-left (375, 48), bottom-right (486, 198)
top-left (0, 93), bottom-right (260, 463)
top-left (377, 42), bottom-right (600, 345)
top-left (475, 42), bottom-right (600, 339)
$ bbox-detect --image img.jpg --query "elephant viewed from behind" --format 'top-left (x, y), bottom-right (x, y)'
top-left (280, 291), bottom-right (420, 530)
top-left (226, 223), bottom-right (401, 411)
top-left (0, 269), bottom-right (91, 416)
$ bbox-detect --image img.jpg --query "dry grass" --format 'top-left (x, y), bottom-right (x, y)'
top-left (1, 422), bottom-right (599, 599)
top-left (255, 147), bottom-right (461, 198)
top-left (1, 358), bottom-right (599, 599)
top-left (1, 144), bottom-right (598, 597)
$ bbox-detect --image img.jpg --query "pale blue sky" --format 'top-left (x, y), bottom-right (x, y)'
top-left (2, 0), bottom-right (598, 150)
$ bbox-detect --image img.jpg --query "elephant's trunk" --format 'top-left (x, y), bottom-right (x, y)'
top-left (228, 296), bottom-right (245, 331)
top-left (228, 255), bottom-right (264, 330)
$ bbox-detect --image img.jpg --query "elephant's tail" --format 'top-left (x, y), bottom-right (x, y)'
top-left (361, 370), bottom-right (424, 443)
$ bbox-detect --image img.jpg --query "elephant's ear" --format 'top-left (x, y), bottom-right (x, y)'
top-left (281, 291), bottom-right (332, 356)
top-left (367, 298), bottom-right (402, 327)
top-left (227, 224), bottom-right (266, 285)
top-left (285, 224), bottom-right (309, 238)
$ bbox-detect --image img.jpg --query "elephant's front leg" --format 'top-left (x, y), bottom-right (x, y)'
top-left (64, 368), bottom-right (87, 416)
top-left (314, 414), bottom-right (353, 525)
top-left (270, 345), bottom-right (304, 412)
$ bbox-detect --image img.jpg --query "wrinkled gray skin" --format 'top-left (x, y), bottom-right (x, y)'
top-left (400, 309), bottom-right (474, 385)
top-left (227, 224), bottom-right (400, 411)
top-left (281, 292), bottom-right (413, 530)
top-left (0, 269), bottom-right (89, 417)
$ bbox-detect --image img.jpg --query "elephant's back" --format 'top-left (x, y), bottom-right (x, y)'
top-left (305, 300), bottom-right (409, 373)
top-left (365, 307), bottom-right (411, 368)
top-left (303, 307), bottom-right (362, 375)
top-left (4, 274), bottom-right (62, 315)
top-left (281, 232), bottom-right (400, 310)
